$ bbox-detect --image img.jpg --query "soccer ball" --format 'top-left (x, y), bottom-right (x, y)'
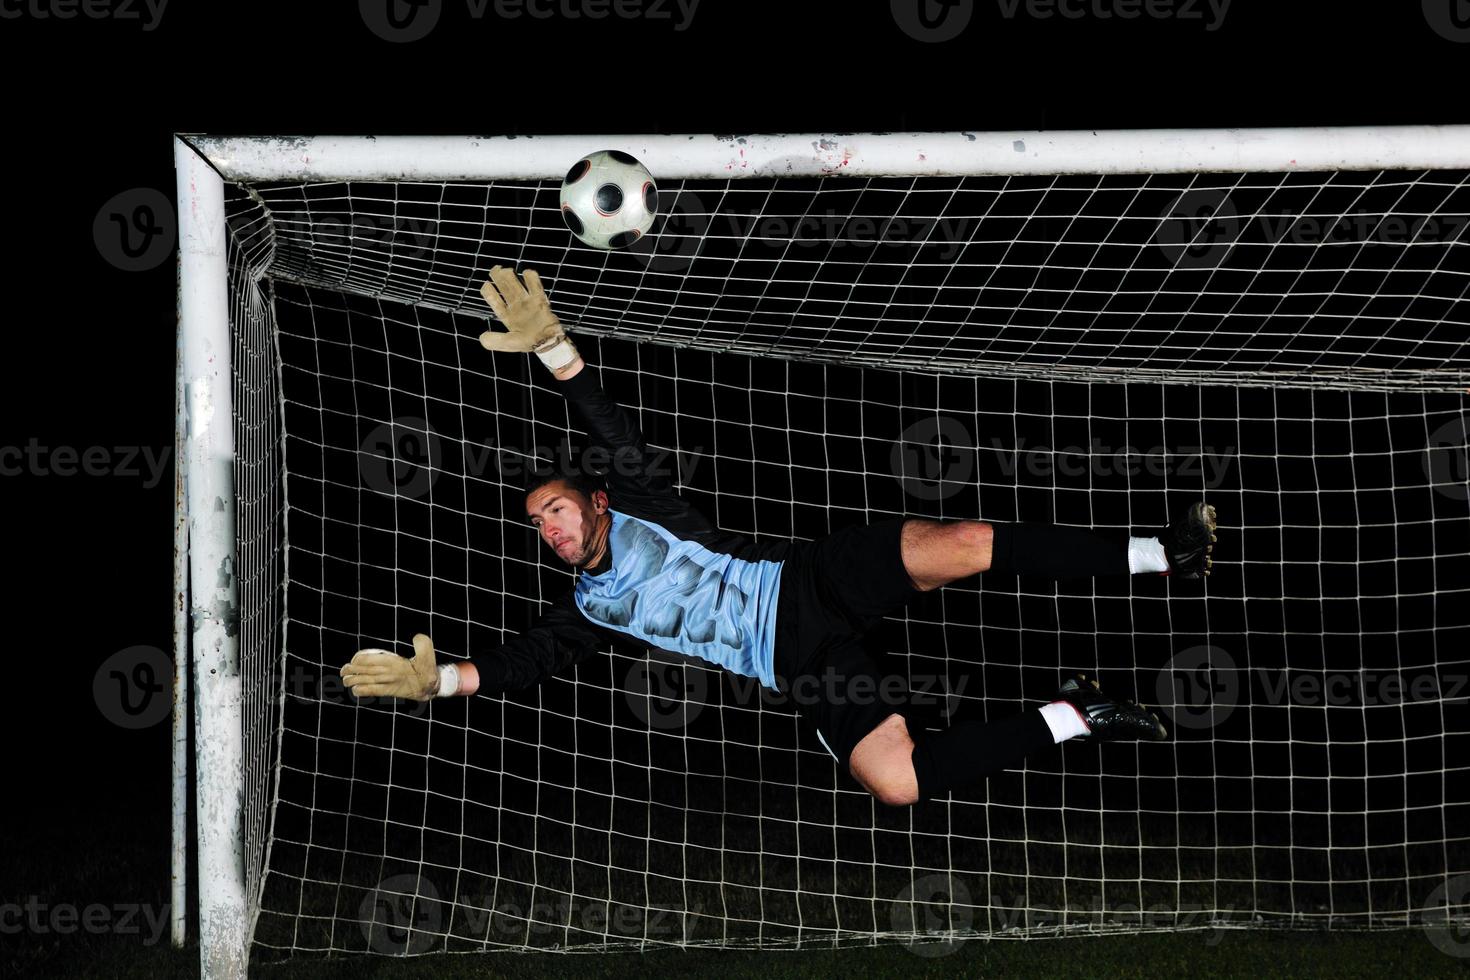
top-left (559, 150), bottom-right (658, 250)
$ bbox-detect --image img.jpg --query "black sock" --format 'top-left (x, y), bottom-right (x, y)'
top-left (987, 521), bottom-right (1129, 579)
top-left (909, 710), bottom-right (1056, 800)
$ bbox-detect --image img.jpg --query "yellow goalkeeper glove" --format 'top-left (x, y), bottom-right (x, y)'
top-left (478, 265), bottom-right (579, 371)
top-left (340, 633), bottom-right (454, 702)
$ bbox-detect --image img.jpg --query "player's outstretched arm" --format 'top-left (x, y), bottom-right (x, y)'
top-left (479, 265), bottom-right (585, 381)
top-left (341, 595), bottom-right (611, 702)
top-left (480, 265), bottom-right (684, 506)
top-left (465, 592), bottom-right (609, 693)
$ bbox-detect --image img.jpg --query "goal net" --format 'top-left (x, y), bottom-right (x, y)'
top-left (174, 130), bottom-right (1470, 975)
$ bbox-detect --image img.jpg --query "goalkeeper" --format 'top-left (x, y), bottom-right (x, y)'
top-left (341, 266), bottom-right (1218, 807)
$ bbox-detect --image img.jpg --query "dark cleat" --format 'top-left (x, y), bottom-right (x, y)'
top-left (1159, 501), bottom-right (1217, 579)
top-left (1055, 674), bottom-right (1168, 741)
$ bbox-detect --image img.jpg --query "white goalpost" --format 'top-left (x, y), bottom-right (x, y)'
top-left (174, 128), bottom-right (1470, 978)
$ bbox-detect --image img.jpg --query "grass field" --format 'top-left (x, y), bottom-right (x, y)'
top-left (8, 802), bottom-right (1470, 979)
top-left (8, 926), bottom-right (1470, 979)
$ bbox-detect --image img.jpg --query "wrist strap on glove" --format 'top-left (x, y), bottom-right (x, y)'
top-left (534, 332), bottom-right (580, 372)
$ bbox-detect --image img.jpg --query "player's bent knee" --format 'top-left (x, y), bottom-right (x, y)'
top-left (864, 778), bottom-right (919, 808)
top-left (850, 756), bottom-right (915, 806)
top-left (848, 714), bottom-right (919, 807)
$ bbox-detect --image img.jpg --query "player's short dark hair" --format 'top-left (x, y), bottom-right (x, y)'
top-left (521, 466), bottom-right (606, 507)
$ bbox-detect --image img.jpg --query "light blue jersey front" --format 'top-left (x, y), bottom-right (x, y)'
top-left (573, 508), bottom-right (786, 690)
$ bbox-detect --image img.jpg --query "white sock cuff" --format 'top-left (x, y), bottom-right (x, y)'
top-left (1127, 536), bottom-right (1169, 575)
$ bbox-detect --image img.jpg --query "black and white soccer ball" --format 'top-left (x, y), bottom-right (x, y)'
top-left (558, 150), bottom-right (658, 250)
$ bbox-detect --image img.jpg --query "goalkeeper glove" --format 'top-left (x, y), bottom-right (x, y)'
top-left (478, 265), bottom-right (580, 372)
top-left (340, 633), bottom-right (459, 702)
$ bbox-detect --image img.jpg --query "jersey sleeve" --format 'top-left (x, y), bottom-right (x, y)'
top-left (556, 367), bottom-right (695, 520)
top-left (467, 590), bottom-right (609, 693)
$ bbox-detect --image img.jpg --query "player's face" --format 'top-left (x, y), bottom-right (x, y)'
top-left (526, 482), bottom-right (606, 567)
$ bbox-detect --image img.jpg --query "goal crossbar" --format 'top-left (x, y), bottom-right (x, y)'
top-left (181, 126), bottom-right (1470, 181)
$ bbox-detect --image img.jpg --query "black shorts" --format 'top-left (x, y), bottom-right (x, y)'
top-left (771, 517), bottom-right (924, 771)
